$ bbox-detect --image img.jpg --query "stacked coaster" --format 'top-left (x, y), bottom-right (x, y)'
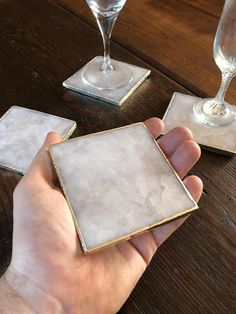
top-left (0, 106), bottom-right (76, 174)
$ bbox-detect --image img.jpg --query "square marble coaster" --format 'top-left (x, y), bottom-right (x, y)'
top-left (63, 56), bottom-right (151, 106)
top-left (49, 123), bottom-right (198, 253)
top-left (163, 93), bottom-right (236, 156)
top-left (0, 106), bottom-right (76, 174)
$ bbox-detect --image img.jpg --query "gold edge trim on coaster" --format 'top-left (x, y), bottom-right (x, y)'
top-left (0, 164), bottom-right (24, 175)
top-left (63, 57), bottom-right (151, 106)
top-left (63, 82), bottom-right (119, 106)
top-left (85, 206), bottom-right (197, 254)
top-left (163, 92), bottom-right (236, 154)
top-left (51, 122), bottom-right (145, 148)
top-left (118, 70), bottom-right (151, 107)
top-left (199, 144), bottom-right (235, 156)
top-left (48, 148), bottom-right (88, 253)
top-left (64, 68), bottom-right (151, 107)
top-left (143, 123), bottom-right (198, 207)
top-left (0, 106), bottom-right (14, 121)
top-left (3, 123), bottom-right (77, 175)
top-left (49, 122), bottom-right (198, 254)
top-left (162, 92), bottom-right (177, 122)
top-left (49, 123), bottom-right (146, 253)
top-left (0, 107), bottom-right (25, 174)
top-left (10, 106), bottom-right (77, 126)
top-left (63, 122), bottom-right (77, 141)
top-left (0, 107), bottom-right (77, 175)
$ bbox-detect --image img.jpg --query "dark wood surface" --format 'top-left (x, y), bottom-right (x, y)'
top-left (55, 0), bottom-right (236, 101)
top-left (0, 0), bottom-right (235, 313)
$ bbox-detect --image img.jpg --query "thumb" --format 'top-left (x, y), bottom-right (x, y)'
top-left (26, 132), bottom-right (62, 184)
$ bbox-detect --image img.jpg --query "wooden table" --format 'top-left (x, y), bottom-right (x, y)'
top-left (0, 0), bottom-right (235, 312)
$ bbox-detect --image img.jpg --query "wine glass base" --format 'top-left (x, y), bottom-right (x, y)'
top-left (163, 92), bottom-right (236, 155)
top-left (193, 98), bottom-right (235, 127)
top-left (63, 56), bottom-right (151, 106)
top-left (82, 58), bottom-right (133, 90)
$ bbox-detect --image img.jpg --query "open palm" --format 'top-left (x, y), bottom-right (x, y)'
top-left (7, 118), bottom-right (202, 313)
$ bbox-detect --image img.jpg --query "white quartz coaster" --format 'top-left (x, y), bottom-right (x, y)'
top-left (63, 56), bottom-right (151, 106)
top-left (49, 123), bottom-right (198, 253)
top-left (0, 106), bottom-right (76, 174)
top-left (163, 92), bottom-right (236, 156)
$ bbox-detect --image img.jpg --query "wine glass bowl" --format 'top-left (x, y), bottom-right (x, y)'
top-left (193, 0), bottom-right (236, 127)
top-left (82, 0), bottom-right (133, 90)
top-left (85, 0), bottom-right (127, 18)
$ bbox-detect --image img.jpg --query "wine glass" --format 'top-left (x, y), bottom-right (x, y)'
top-left (82, 0), bottom-right (133, 90)
top-left (193, 0), bottom-right (236, 126)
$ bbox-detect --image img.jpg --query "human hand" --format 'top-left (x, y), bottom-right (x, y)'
top-left (4, 118), bottom-right (202, 313)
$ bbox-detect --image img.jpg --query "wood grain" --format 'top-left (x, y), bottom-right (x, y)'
top-left (180, 0), bottom-right (223, 17)
top-left (54, 0), bottom-right (236, 103)
top-left (0, 0), bottom-right (191, 271)
top-left (0, 0), bottom-right (235, 313)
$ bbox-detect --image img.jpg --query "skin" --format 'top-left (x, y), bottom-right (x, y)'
top-left (0, 118), bottom-right (202, 313)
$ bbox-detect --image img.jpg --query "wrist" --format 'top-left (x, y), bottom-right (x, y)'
top-left (0, 275), bottom-right (33, 313)
top-left (4, 265), bottom-right (64, 314)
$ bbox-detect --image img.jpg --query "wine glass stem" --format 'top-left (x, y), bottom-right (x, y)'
top-left (215, 72), bottom-right (235, 102)
top-left (206, 72), bottom-right (235, 115)
top-left (96, 15), bottom-right (118, 72)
